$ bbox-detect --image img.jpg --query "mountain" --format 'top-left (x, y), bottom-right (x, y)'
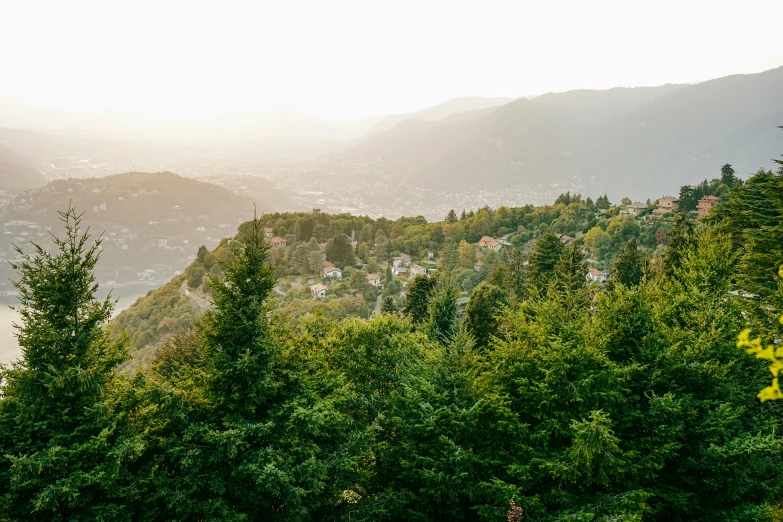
top-left (0, 146), bottom-right (46, 193)
top-left (337, 67), bottom-right (783, 200)
top-left (0, 172), bottom-right (275, 288)
top-left (363, 96), bottom-right (514, 138)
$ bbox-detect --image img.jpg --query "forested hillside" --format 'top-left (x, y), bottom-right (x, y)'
top-left (2, 143), bottom-right (783, 520)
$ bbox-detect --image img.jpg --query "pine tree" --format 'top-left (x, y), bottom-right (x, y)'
top-left (326, 233), bottom-right (355, 269)
top-left (445, 209), bottom-right (458, 223)
top-left (662, 211), bottom-right (696, 278)
top-left (460, 209), bottom-right (467, 220)
top-left (381, 295), bottom-right (397, 314)
top-left (0, 208), bottom-right (132, 520)
top-left (404, 275), bottom-right (436, 324)
top-left (528, 229), bottom-right (564, 292)
top-left (553, 242), bottom-right (587, 293)
top-left (464, 281), bottom-right (507, 349)
top-left (612, 237), bottom-right (643, 288)
top-left (426, 285), bottom-right (458, 342)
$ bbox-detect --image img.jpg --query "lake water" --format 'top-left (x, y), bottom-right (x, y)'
top-left (0, 284), bottom-right (161, 366)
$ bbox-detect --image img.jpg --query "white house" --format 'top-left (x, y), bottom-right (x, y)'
top-left (409, 264), bottom-right (427, 278)
top-left (310, 283), bottom-right (327, 298)
top-left (366, 273), bottom-right (381, 287)
top-left (479, 236), bottom-right (502, 251)
top-left (392, 253), bottom-right (412, 267)
top-left (324, 266), bottom-right (342, 279)
top-left (587, 267), bottom-right (608, 283)
top-left (264, 227), bottom-right (274, 238)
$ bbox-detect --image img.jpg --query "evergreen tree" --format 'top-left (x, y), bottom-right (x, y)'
top-left (404, 275), bottom-right (436, 324)
top-left (553, 241), bottom-right (587, 294)
top-left (445, 209), bottom-right (457, 223)
top-left (326, 233), bottom-right (355, 268)
top-left (464, 281), bottom-right (507, 349)
top-left (460, 209), bottom-right (467, 220)
top-left (381, 295), bottom-right (397, 314)
top-left (612, 236), bottom-right (643, 287)
top-left (196, 244), bottom-right (208, 262)
top-left (720, 163), bottom-right (739, 188)
top-left (661, 211), bottom-right (696, 278)
top-left (426, 285), bottom-right (458, 342)
top-left (0, 208), bottom-right (133, 520)
top-left (527, 229), bottom-right (564, 292)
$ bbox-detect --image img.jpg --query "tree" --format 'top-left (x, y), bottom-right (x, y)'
top-left (404, 275), bottom-right (437, 324)
top-left (457, 239), bottom-right (479, 269)
top-left (553, 242), bottom-right (587, 294)
top-left (313, 223), bottom-right (328, 242)
top-left (445, 209), bottom-right (458, 223)
top-left (620, 197), bottom-right (632, 206)
top-left (326, 233), bottom-right (355, 269)
top-left (381, 295), bottom-right (397, 314)
top-left (0, 208), bottom-right (132, 520)
top-left (460, 209), bottom-right (467, 221)
top-left (596, 194), bottom-right (611, 209)
top-left (612, 237), bottom-right (642, 287)
top-left (661, 211), bottom-right (696, 277)
top-left (465, 282), bottom-right (507, 349)
top-left (721, 163), bottom-right (739, 188)
top-left (197, 244), bottom-right (208, 262)
top-left (426, 285), bottom-right (458, 341)
top-left (527, 229), bottom-right (564, 292)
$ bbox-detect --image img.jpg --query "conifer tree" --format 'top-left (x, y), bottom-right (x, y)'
top-left (612, 236), bottom-right (643, 287)
top-left (661, 211), bottom-right (696, 278)
top-left (381, 295), bottom-right (397, 314)
top-left (445, 209), bottom-right (458, 223)
top-left (464, 281), bottom-right (507, 349)
top-left (426, 285), bottom-right (458, 342)
top-left (528, 229), bottom-right (564, 292)
top-left (404, 275), bottom-right (436, 324)
top-left (0, 208), bottom-right (132, 520)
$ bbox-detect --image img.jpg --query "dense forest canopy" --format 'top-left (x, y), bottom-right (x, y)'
top-left (2, 143), bottom-right (783, 520)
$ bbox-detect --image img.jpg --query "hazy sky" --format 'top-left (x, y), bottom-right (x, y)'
top-left (2, 0), bottom-right (783, 122)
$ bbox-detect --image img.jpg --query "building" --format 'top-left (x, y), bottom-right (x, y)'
top-left (264, 227), bottom-right (273, 238)
top-left (323, 266), bottom-right (342, 279)
top-left (391, 266), bottom-right (409, 277)
top-left (474, 261), bottom-right (484, 272)
top-left (627, 202), bottom-right (648, 217)
top-left (366, 273), bottom-right (381, 287)
top-left (697, 195), bottom-right (720, 217)
top-left (310, 283), bottom-right (327, 298)
top-left (409, 264), bottom-right (427, 278)
top-left (268, 236), bottom-right (287, 248)
top-left (654, 196), bottom-right (679, 216)
top-left (587, 267), bottom-right (608, 282)
top-left (479, 236), bottom-right (502, 251)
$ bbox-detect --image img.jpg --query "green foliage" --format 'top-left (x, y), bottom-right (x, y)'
top-left (612, 236), bottom-right (643, 288)
top-left (426, 285), bottom-right (458, 342)
top-left (527, 229), bottom-right (564, 292)
top-left (404, 275), bottom-right (436, 324)
top-left (326, 233), bottom-right (355, 269)
top-left (464, 281), bottom-right (507, 349)
top-left (0, 208), bottom-right (135, 520)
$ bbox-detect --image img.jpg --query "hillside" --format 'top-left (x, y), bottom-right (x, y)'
top-left (337, 67), bottom-right (783, 200)
top-left (0, 172), bottom-right (259, 287)
top-left (0, 145), bottom-right (46, 193)
top-left (363, 96), bottom-right (514, 138)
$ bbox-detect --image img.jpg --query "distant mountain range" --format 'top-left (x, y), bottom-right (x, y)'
top-left (1, 67), bottom-right (782, 204)
top-left (336, 67), bottom-right (783, 200)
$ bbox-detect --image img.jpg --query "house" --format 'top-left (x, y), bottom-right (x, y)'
top-left (654, 196), bottom-right (679, 216)
top-left (323, 266), bottom-right (342, 279)
top-left (697, 195), bottom-right (720, 217)
top-left (392, 254), bottom-right (412, 267)
top-left (627, 202), bottom-right (648, 217)
top-left (587, 267), bottom-right (608, 282)
top-left (479, 236), bottom-right (502, 251)
top-left (474, 261), bottom-right (484, 272)
top-left (557, 234), bottom-right (575, 244)
top-left (268, 236), bottom-right (287, 248)
top-left (391, 266), bottom-right (408, 277)
top-left (427, 251), bottom-right (434, 259)
top-left (322, 260), bottom-right (335, 274)
top-left (409, 264), bottom-right (427, 278)
top-left (366, 273), bottom-right (381, 287)
top-left (310, 283), bottom-right (327, 298)
top-left (264, 227), bottom-right (273, 238)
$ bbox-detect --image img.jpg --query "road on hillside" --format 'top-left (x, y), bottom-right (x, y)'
top-left (374, 295), bottom-right (381, 314)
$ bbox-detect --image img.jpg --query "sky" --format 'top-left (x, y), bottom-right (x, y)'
top-left (2, 0), bottom-right (783, 122)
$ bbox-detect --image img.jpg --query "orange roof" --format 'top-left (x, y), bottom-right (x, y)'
top-left (269, 236), bottom-right (286, 243)
top-left (588, 267), bottom-right (605, 277)
top-left (367, 273), bottom-right (380, 280)
top-left (264, 227), bottom-right (273, 233)
top-left (311, 283), bottom-right (327, 293)
top-left (323, 261), bottom-right (336, 268)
